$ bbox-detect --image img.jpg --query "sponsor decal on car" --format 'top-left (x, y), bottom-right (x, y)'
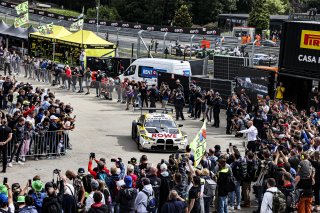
top-left (151, 133), bottom-right (177, 138)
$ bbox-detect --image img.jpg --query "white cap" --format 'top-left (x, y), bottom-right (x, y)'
top-left (50, 115), bottom-right (58, 120)
top-left (160, 163), bottom-right (167, 171)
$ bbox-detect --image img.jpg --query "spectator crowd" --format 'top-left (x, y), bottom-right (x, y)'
top-left (1, 46), bottom-right (320, 213)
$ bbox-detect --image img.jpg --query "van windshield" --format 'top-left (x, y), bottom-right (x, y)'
top-left (124, 65), bottom-right (136, 76)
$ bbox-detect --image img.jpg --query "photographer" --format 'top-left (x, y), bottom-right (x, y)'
top-left (108, 158), bottom-right (125, 213)
top-left (0, 191), bottom-right (14, 213)
top-left (88, 154), bottom-right (110, 178)
top-left (42, 171), bottom-right (65, 213)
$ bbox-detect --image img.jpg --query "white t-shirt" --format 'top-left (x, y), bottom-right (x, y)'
top-left (85, 191), bottom-right (105, 211)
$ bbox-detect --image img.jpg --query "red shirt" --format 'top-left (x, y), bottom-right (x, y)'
top-left (66, 68), bottom-right (72, 78)
top-left (129, 174), bottom-right (138, 188)
top-left (88, 160), bottom-right (110, 178)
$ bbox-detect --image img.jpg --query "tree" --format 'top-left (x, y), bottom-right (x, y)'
top-left (87, 5), bottom-right (120, 20)
top-left (248, 0), bottom-right (270, 34)
top-left (236, 0), bottom-right (254, 13)
top-left (173, 4), bottom-right (192, 27)
top-left (266, 0), bottom-right (288, 14)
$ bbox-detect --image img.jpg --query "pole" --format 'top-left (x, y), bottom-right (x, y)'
top-left (96, 1), bottom-right (100, 33)
top-left (163, 32), bottom-right (167, 56)
top-left (250, 39), bottom-right (258, 66)
top-left (131, 43), bottom-right (134, 63)
top-left (190, 35), bottom-right (195, 60)
top-left (53, 42), bottom-right (55, 62)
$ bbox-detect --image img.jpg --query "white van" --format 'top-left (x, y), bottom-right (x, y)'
top-left (119, 58), bottom-right (191, 85)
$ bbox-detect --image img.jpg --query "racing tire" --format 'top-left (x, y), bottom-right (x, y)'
top-left (131, 123), bottom-right (137, 139)
top-left (137, 137), bottom-right (144, 152)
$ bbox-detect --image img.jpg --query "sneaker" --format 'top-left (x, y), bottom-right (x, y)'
top-left (35, 157), bottom-right (39, 161)
top-left (21, 157), bottom-right (26, 162)
top-left (7, 163), bottom-right (12, 167)
top-left (236, 205), bottom-right (241, 210)
top-left (17, 161), bottom-right (24, 165)
top-left (85, 92), bottom-right (90, 95)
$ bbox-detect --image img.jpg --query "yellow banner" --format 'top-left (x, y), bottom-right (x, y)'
top-left (189, 121), bottom-right (207, 167)
top-left (300, 30), bottom-right (320, 51)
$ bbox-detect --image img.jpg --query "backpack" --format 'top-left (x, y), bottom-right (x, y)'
top-left (267, 190), bottom-right (286, 213)
top-left (97, 171), bottom-right (112, 188)
top-left (203, 177), bottom-right (217, 197)
top-left (82, 174), bottom-right (94, 193)
top-left (31, 192), bottom-right (46, 212)
top-left (225, 172), bottom-right (236, 193)
top-left (142, 190), bottom-right (157, 213)
top-left (232, 159), bottom-right (247, 181)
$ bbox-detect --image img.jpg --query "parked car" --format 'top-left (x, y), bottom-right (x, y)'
top-left (253, 54), bottom-right (277, 65)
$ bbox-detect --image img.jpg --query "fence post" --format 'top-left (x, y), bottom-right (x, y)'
top-left (190, 35), bottom-right (195, 60)
top-left (163, 32), bottom-right (167, 57)
top-left (131, 43), bottom-right (134, 63)
top-left (202, 56), bottom-right (208, 76)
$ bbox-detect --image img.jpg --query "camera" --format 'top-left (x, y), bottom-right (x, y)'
top-left (53, 169), bottom-right (61, 174)
top-left (90, 153), bottom-right (95, 159)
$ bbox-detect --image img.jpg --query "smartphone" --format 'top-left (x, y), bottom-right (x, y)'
top-left (3, 177), bottom-right (7, 184)
top-left (28, 179), bottom-right (32, 186)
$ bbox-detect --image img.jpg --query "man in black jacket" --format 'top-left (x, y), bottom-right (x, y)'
top-left (148, 167), bottom-right (161, 208)
top-left (115, 175), bottom-right (137, 213)
top-left (42, 174), bottom-right (65, 213)
top-left (174, 91), bottom-right (185, 120)
top-left (212, 92), bottom-right (222, 128)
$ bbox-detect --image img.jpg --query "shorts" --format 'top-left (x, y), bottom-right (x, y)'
top-left (201, 106), bottom-right (206, 113)
top-left (85, 80), bottom-right (92, 87)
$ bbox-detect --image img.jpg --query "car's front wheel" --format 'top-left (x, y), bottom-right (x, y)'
top-left (137, 137), bottom-right (144, 151)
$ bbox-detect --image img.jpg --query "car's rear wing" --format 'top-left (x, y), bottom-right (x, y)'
top-left (133, 107), bottom-right (174, 115)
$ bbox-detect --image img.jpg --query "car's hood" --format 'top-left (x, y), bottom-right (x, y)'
top-left (145, 127), bottom-right (182, 139)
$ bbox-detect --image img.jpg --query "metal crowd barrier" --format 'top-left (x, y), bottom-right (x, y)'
top-left (6, 130), bottom-right (71, 160)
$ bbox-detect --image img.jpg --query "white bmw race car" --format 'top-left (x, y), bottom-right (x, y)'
top-left (131, 112), bottom-right (188, 152)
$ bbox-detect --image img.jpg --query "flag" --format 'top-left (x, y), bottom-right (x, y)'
top-left (70, 6), bottom-right (84, 32)
top-left (189, 120), bottom-right (207, 167)
top-left (14, 13), bottom-right (29, 28)
top-left (15, 1), bottom-right (28, 15)
top-left (70, 19), bottom-right (84, 32)
top-left (38, 23), bottom-right (54, 35)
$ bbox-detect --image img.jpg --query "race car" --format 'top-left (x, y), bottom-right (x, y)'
top-left (131, 112), bottom-right (188, 152)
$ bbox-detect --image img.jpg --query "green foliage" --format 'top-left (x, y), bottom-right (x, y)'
top-left (266, 0), bottom-right (288, 14)
top-left (47, 8), bottom-right (80, 17)
top-left (173, 4), bottom-right (192, 27)
top-left (248, 0), bottom-right (270, 34)
top-left (87, 5), bottom-right (120, 20)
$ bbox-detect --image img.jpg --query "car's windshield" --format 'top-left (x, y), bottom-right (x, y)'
top-left (144, 119), bottom-right (177, 128)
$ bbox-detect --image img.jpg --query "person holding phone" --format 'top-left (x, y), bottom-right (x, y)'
top-left (0, 118), bottom-right (13, 173)
top-left (0, 182), bottom-right (14, 213)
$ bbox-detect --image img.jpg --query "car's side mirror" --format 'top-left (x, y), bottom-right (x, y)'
top-left (136, 122), bottom-right (143, 126)
top-left (178, 124), bottom-right (183, 127)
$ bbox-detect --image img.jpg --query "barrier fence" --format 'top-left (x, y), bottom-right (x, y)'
top-left (6, 130), bottom-right (71, 160)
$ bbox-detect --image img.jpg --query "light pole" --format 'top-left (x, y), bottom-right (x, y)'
top-left (250, 39), bottom-right (258, 66)
top-left (96, 0), bottom-right (100, 33)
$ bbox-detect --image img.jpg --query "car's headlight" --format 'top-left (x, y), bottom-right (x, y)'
top-left (139, 130), bottom-right (146, 135)
top-left (141, 135), bottom-right (155, 141)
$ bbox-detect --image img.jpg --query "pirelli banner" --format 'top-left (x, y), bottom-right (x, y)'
top-left (279, 22), bottom-right (320, 79)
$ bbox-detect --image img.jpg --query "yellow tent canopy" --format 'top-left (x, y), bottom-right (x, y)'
top-left (29, 25), bottom-right (72, 41)
top-left (56, 30), bottom-right (115, 49)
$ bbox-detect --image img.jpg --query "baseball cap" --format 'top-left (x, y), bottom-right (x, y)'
top-left (78, 168), bottom-right (85, 175)
top-left (17, 195), bottom-right (25, 203)
top-left (32, 180), bottom-right (44, 192)
top-left (50, 115), bottom-right (58, 120)
top-left (0, 193), bottom-right (8, 205)
top-left (124, 176), bottom-right (133, 188)
top-left (91, 180), bottom-right (99, 190)
top-left (0, 184), bottom-right (8, 196)
top-left (160, 163), bottom-right (167, 171)
top-left (45, 182), bottom-right (53, 192)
